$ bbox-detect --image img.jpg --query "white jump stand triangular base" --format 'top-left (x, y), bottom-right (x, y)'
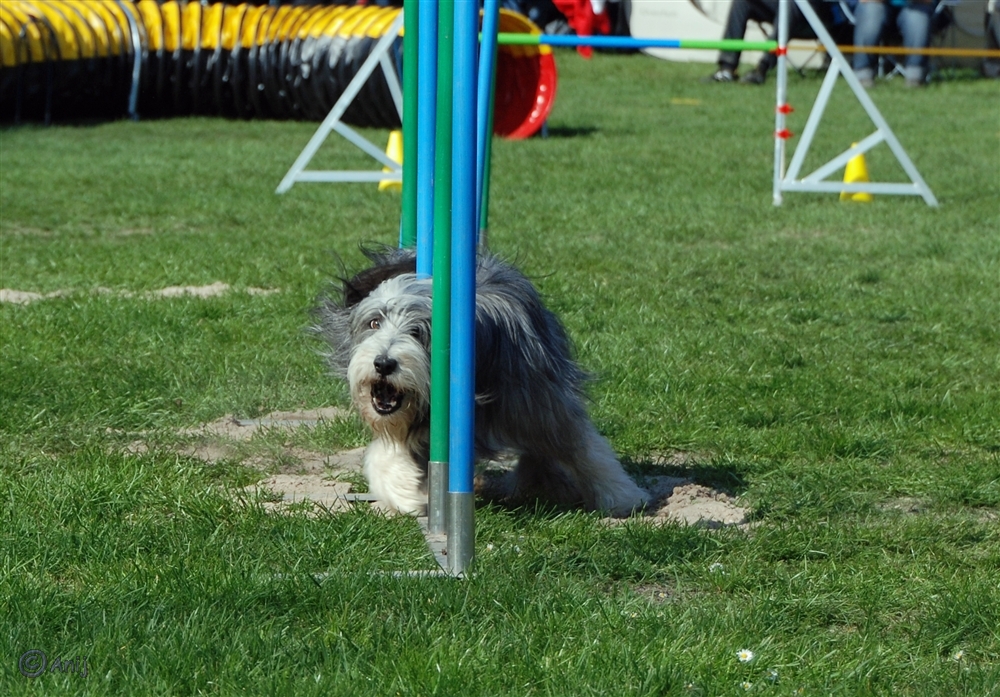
top-left (773, 0), bottom-right (938, 206)
top-left (275, 11), bottom-right (405, 193)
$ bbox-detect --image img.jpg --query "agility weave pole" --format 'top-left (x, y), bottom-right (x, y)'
top-left (773, 0), bottom-right (938, 205)
top-left (444, 0), bottom-right (480, 577)
top-left (428, 0), bottom-right (454, 544)
top-left (403, 0), bottom-right (484, 577)
top-left (425, 20), bottom-right (931, 575)
top-left (290, 8), bottom-right (934, 574)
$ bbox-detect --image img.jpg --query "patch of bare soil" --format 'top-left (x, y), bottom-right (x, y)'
top-left (1, 284), bottom-right (280, 304)
top-left (150, 282), bottom-right (232, 298)
top-left (122, 407), bottom-right (366, 513)
top-left (0, 289), bottom-right (47, 304)
top-left (649, 482), bottom-right (748, 528)
top-left (877, 497), bottom-right (927, 515)
top-left (245, 475), bottom-right (358, 514)
top-left (475, 462), bottom-right (749, 528)
top-left (128, 410), bottom-right (748, 525)
top-left (178, 407), bottom-right (352, 441)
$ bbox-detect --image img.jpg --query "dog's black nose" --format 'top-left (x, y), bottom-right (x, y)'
top-left (374, 355), bottom-right (398, 376)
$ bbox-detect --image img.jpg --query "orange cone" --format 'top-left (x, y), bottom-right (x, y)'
top-left (378, 130), bottom-right (403, 192)
top-left (840, 143), bottom-right (873, 202)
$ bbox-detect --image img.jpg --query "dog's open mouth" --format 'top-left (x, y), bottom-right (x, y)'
top-left (371, 379), bottom-right (404, 415)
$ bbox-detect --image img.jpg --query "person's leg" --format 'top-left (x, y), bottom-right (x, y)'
top-left (742, 26), bottom-right (776, 83)
top-left (898, 1), bottom-right (933, 85)
top-left (712, 0), bottom-right (775, 79)
top-left (985, 1), bottom-right (1000, 77)
top-left (853, 0), bottom-right (887, 86)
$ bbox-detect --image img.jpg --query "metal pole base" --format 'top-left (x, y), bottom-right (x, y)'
top-left (446, 492), bottom-right (475, 576)
top-left (428, 461), bottom-right (449, 534)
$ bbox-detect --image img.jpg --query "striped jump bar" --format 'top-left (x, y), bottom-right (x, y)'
top-left (496, 34), bottom-right (779, 52)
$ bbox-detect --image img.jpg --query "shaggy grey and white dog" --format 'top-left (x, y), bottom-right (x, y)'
top-left (314, 248), bottom-right (648, 516)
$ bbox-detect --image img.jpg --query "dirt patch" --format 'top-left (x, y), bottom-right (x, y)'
top-left (877, 497), bottom-right (927, 515)
top-left (634, 583), bottom-right (675, 604)
top-left (1, 284), bottom-right (280, 304)
top-left (150, 282), bottom-right (232, 298)
top-left (475, 464), bottom-right (748, 528)
top-left (122, 407), bottom-right (366, 511)
top-left (245, 475), bottom-right (360, 514)
top-left (0, 289), bottom-right (47, 304)
top-left (126, 409), bottom-right (747, 526)
top-left (179, 407), bottom-right (351, 441)
top-left (650, 482), bottom-right (748, 528)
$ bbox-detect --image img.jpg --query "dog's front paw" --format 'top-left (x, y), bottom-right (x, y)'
top-left (363, 439), bottom-right (427, 516)
top-left (599, 485), bottom-right (651, 518)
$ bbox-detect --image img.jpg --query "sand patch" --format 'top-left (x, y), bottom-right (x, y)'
top-left (150, 282), bottom-right (231, 298)
top-left (121, 407), bottom-right (366, 513)
top-left (179, 407), bottom-right (352, 441)
top-left (245, 475), bottom-right (368, 514)
top-left (877, 497), bottom-right (927, 515)
top-left (649, 482), bottom-right (748, 528)
top-left (1, 284), bottom-right (280, 304)
top-left (125, 409), bottom-right (747, 526)
top-left (0, 289), bottom-right (47, 304)
top-left (475, 462), bottom-right (748, 528)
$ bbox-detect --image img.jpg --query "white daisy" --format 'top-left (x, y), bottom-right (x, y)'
top-left (737, 649), bottom-right (755, 663)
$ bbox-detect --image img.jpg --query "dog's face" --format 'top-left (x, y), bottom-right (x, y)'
top-left (346, 274), bottom-right (432, 435)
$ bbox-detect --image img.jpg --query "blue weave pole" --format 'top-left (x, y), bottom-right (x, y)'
top-left (416, 0), bottom-right (438, 278)
top-left (447, 0), bottom-right (478, 575)
top-left (475, 0), bottom-right (500, 240)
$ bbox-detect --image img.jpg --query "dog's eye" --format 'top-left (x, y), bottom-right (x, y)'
top-left (369, 318), bottom-right (381, 330)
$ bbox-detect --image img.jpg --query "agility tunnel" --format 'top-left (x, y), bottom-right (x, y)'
top-left (0, 1), bottom-right (556, 138)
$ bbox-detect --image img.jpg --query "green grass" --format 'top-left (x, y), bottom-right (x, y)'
top-left (2, 54), bottom-right (999, 695)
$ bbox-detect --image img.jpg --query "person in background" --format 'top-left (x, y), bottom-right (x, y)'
top-left (984, 0), bottom-right (1000, 78)
top-left (852, 0), bottom-right (934, 87)
top-left (705, 0), bottom-right (852, 84)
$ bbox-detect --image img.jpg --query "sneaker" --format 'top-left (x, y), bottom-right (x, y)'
top-left (854, 68), bottom-right (875, 89)
top-left (905, 77), bottom-right (925, 88)
top-left (703, 67), bottom-right (736, 83)
top-left (740, 68), bottom-right (766, 85)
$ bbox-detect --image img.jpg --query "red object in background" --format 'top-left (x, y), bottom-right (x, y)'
top-left (551, 0), bottom-right (610, 58)
top-left (493, 10), bottom-right (558, 139)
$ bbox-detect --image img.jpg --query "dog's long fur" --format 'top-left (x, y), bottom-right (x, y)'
top-left (314, 248), bottom-right (648, 516)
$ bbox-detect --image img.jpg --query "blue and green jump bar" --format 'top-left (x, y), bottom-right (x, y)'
top-left (495, 34), bottom-right (779, 52)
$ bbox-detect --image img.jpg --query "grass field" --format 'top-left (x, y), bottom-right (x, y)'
top-left (2, 53), bottom-right (999, 696)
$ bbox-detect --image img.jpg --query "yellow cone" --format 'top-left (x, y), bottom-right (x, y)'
top-left (840, 143), bottom-right (873, 202)
top-left (378, 130), bottom-right (403, 192)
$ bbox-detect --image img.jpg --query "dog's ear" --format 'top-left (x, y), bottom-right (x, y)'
top-left (342, 256), bottom-right (417, 307)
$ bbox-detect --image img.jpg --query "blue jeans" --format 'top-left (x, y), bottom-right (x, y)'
top-left (853, 0), bottom-right (933, 82)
